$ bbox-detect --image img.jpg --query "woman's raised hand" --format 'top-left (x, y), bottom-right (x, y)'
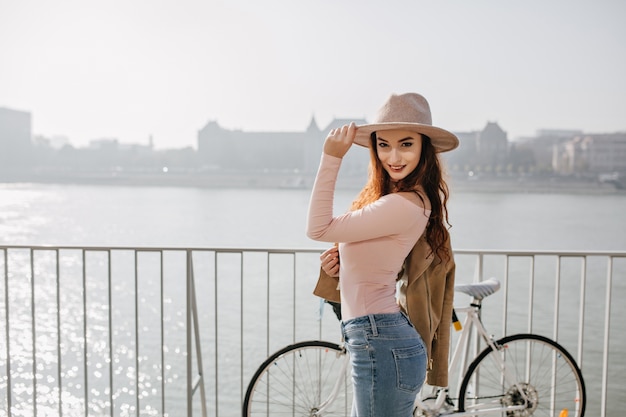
top-left (323, 122), bottom-right (357, 158)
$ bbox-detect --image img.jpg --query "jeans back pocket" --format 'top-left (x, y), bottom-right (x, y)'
top-left (392, 344), bottom-right (426, 392)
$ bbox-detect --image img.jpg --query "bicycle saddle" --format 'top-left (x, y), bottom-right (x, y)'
top-left (454, 278), bottom-right (501, 300)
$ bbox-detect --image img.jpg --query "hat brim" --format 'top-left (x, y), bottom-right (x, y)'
top-left (354, 122), bottom-right (459, 153)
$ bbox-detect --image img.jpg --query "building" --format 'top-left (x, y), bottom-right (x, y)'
top-left (443, 122), bottom-right (508, 174)
top-left (0, 106), bottom-right (32, 170)
top-left (554, 133), bottom-right (626, 175)
top-left (477, 122), bottom-right (508, 170)
top-left (514, 130), bottom-right (583, 173)
top-left (197, 120), bottom-right (317, 174)
top-left (197, 116), bottom-right (368, 187)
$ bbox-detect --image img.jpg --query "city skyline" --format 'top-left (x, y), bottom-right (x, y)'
top-left (1, 0), bottom-right (625, 149)
top-left (2, 104), bottom-right (616, 151)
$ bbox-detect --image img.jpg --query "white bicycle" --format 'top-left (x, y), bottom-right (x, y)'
top-left (243, 278), bottom-right (586, 416)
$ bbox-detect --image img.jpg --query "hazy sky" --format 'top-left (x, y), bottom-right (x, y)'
top-left (1, 0), bottom-right (624, 149)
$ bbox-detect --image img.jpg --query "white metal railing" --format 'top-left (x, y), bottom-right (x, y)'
top-left (1, 246), bottom-right (624, 417)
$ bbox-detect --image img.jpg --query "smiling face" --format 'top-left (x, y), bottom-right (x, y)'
top-left (375, 129), bottom-right (423, 182)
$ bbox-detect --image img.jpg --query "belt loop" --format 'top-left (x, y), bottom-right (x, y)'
top-left (368, 314), bottom-right (378, 336)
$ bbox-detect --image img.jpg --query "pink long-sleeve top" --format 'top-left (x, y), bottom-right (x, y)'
top-left (306, 153), bottom-right (430, 321)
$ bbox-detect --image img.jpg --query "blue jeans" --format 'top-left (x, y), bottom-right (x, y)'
top-left (341, 312), bottom-right (427, 417)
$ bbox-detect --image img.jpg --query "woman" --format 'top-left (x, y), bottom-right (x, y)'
top-left (306, 92), bottom-right (458, 416)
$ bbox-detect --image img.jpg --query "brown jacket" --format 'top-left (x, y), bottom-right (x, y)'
top-left (314, 231), bottom-right (455, 387)
top-left (397, 231), bottom-right (455, 387)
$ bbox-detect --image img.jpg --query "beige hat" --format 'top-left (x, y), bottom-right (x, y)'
top-left (354, 93), bottom-right (459, 153)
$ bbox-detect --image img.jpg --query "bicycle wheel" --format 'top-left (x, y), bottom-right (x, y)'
top-left (458, 333), bottom-right (585, 416)
top-left (243, 340), bottom-right (352, 417)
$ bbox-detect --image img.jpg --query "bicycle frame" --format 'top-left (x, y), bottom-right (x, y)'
top-left (414, 302), bottom-right (533, 416)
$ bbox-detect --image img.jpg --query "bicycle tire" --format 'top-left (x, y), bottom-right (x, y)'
top-left (243, 340), bottom-right (352, 417)
top-left (458, 333), bottom-right (586, 416)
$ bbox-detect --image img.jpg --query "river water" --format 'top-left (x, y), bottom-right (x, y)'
top-left (1, 183), bottom-right (625, 251)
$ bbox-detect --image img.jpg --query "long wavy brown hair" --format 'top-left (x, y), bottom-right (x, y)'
top-left (350, 132), bottom-right (451, 261)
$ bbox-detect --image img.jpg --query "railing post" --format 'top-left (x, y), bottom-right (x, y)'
top-left (578, 256), bottom-right (586, 365)
top-left (30, 249), bottom-right (37, 417)
top-left (186, 250), bottom-right (192, 417)
top-left (600, 256), bottom-right (613, 417)
top-left (553, 256), bottom-right (561, 341)
top-left (186, 249), bottom-right (207, 417)
top-left (527, 255), bottom-right (535, 334)
top-left (134, 250), bottom-right (140, 416)
top-left (56, 250), bottom-right (63, 417)
top-left (502, 255), bottom-right (509, 341)
top-left (2, 249), bottom-right (11, 415)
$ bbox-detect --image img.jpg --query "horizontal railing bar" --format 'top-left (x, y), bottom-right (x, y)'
top-left (453, 249), bottom-right (626, 257)
top-left (1, 244), bottom-right (625, 257)
top-left (0, 245), bottom-right (326, 254)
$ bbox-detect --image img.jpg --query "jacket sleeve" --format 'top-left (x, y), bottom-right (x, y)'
top-left (427, 258), bottom-right (455, 387)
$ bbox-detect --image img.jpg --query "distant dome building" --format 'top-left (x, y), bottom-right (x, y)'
top-left (477, 122), bottom-right (508, 168)
top-left (443, 121), bottom-right (509, 174)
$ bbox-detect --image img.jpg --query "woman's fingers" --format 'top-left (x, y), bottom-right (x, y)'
top-left (324, 265), bottom-right (339, 277)
top-left (322, 261), bottom-right (339, 277)
top-left (323, 122), bottom-right (357, 158)
top-left (320, 246), bottom-right (340, 277)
